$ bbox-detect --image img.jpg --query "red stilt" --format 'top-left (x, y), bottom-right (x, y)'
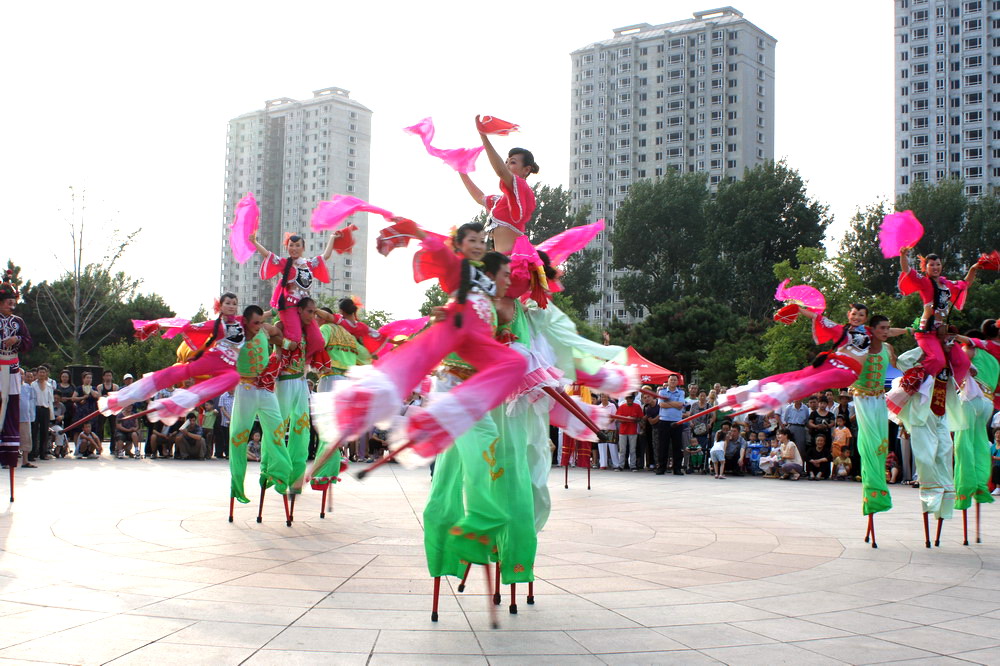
top-left (864, 514), bottom-right (877, 548)
top-left (509, 583), bottom-right (517, 615)
top-left (457, 562), bottom-right (472, 593)
top-left (256, 484), bottom-right (266, 523)
top-left (673, 403), bottom-right (727, 426)
top-left (935, 517), bottom-right (943, 547)
top-left (527, 581), bottom-right (535, 605)
top-left (320, 487), bottom-right (328, 519)
top-left (289, 493), bottom-right (296, 524)
top-left (282, 493), bottom-right (291, 527)
top-left (119, 407), bottom-right (155, 422)
top-left (228, 496), bottom-right (235, 523)
top-left (864, 516), bottom-right (871, 543)
top-left (8, 466), bottom-right (14, 503)
top-left (61, 409), bottom-right (102, 434)
top-left (493, 562), bottom-right (501, 605)
top-left (976, 502), bottom-right (982, 544)
top-left (357, 441), bottom-right (417, 480)
top-left (923, 511), bottom-right (931, 548)
top-left (963, 509), bottom-right (969, 546)
top-left (564, 464), bottom-right (568, 490)
top-left (431, 576), bottom-right (441, 622)
top-left (483, 565), bottom-right (498, 629)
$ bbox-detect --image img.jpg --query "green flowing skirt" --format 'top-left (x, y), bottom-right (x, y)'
top-left (855, 395), bottom-right (892, 515)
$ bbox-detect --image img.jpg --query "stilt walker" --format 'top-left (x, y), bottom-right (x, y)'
top-left (225, 305), bottom-right (285, 522)
top-left (851, 315), bottom-right (897, 548)
top-left (0, 276), bottom-right (31, 502)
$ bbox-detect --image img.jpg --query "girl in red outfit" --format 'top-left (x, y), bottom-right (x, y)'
top-left (459, 118), bottom-right (539, 255)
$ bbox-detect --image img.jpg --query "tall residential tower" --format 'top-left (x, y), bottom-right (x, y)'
top-left (570, 7), bottom-right (775, 324)
top-left (894, 0), bottom-right (1000, 200)
top-left (220, 87), bottom-right (372, 308)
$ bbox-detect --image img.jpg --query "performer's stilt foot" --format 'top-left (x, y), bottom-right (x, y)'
top-left (483, 565), bottom-right (498, 630)
top-left (976, 503), bottom-right (982, 543)
top-left (527, 581), bottom-right (535, 605)
top-left (8, 466), bottom-right (14, 503)
top-left (492, 562), bottom-right (501, 606)
top-left (935, 517), bottom-right (943, 547)
top-left (867, 514), bottom-right (877, 549)
top-left (587, 465), bottom-right (591, 491)
top-left (228, 496), bottom-right (234, 523)
top-left (509, 583), bottom-right (517, 615)
top-left (283, 494), bottom-right (291, 527)
top-left (289, 493), bottom-right (296, 524)
top-left (431, 576), bottom-right (441, 622)
top-left (963, 509), bottom-right (969, 546)
top-left (457, 562), bottom-right (472, 593)
top-left (923, 511), bottom-right (931, 548)
top-left (320, 487), bottom-right (328, 519)
top-left (256, 484), bottom-right (266, 523)
top-left (564, 464), bottom-right (568, 490)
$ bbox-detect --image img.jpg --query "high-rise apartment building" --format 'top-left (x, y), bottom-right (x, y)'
top-left (220, 87), bottom-right (372, 308)
top-left (570, 7), bottom-right (775, 324)
top-left (894, 0), bottom-right (1000, 200)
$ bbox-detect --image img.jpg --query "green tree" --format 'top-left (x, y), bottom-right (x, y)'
top-left (419, 284), bottom-right (449, 316)
top-left (360, 308), bottom-right (392, 329)
top-left (702, 160), bottom-right (830, 318)
top-left (836, 201), bottom-right (899, 298)
top-left (527, 184), bottom-right (589, 244)
top-left (895, 178), bottom-right (967, 269)
top-left (963, 191), bottom-right (1000, 282)
top-left (99, 335), bottom-right (179, 380)
top-left (611, 170), bottom-right (711, 312)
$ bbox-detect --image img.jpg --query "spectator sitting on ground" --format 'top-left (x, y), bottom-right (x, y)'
top-left (49, 425), bottom-right (69, 458)
top-left (76, 422), bottom-right (101, 458)
top-left (776, 428), bottom-right (803, 480)
top-left (369, 427), bottom-right (388, 462)
top-left (759, 438), bottom-right (781, 478)
top-left (723, 425), bottom-right (747, 476)
top-left (247, 430), bottom-right (261, 462)
top-left (114, 405), bottom-right (141, 458)
top-left (886, 450), bottom-right (901, 484)
top-left (832, 446), bottom-right (852, 480)
top-left (806, 433), bottom-right (832, 480)
top-left (149, 421), bottom-right (176, 459)
top-left (173, 413), bottom-right (206, 460)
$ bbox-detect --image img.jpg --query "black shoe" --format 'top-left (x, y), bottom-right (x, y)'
top-left (673, 471), bottom-right (684, 475)
top-left (655, 471), bottom-right (665, 475)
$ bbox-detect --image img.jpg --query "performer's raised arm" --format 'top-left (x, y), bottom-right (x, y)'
top-left (459, 173), bottom-right (487, 206)
top-left (250, 232), bottom-right (270, 259)
top-left (899, 246), bottom-right (912, 274)
top-left (479, 128), bottom-right (514, 189)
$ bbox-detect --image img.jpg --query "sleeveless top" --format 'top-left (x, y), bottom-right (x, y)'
top-left (851, 345), bottom-right (890, 396)
top-left (236, 330), bottom-right (269, 378)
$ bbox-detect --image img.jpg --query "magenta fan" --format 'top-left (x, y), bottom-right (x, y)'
top-left (879, 210), bottom-right (924, 259)
top-left (774, 279), bottom-right (826, 313)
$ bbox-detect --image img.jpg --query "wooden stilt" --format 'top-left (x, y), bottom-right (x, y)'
top-left (228, 496), bottom-right (235, 523)
top-left (256, 484), bottom-right (266, 523)
top-left (283, 493), bottom-right (291, 527)
top-left (976, 502), bottom-right (982, 544)
top-left (492, 562), bottom-right (501, 606)
top-left (867, 514), bottom-right (877, 549)
top-left (320, 487), bottom-right (328, 519)
top-left (934, 517), bottom-right (943, 547)
top-left (484, 565), bottom-right (498, 629)
top-left (864, 515), bottom-right (871, 543)
top-left (564, 464), bottom-right (568, 489)
top-left (431, 577), bottom-right (441, 622)
top-left (509, 583), bottom-right (517, 614)
top-left (457, 562), bottom-right (472, 593)
top-left (289, 493), bottom-right (296, 524)
top-left (8, 466), bottom-right (13, 503)
top-left (963, 509), bottom-right (969, 546)
top-left (923, 511), bottom-right (931, 548)
top-left (527, 581), bottom-right (535, 605)
top-left (587, 464), bottom-right (591, 491)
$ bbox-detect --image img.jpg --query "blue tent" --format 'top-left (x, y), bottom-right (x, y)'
top-left (885, 364), bottom-right (902, 389)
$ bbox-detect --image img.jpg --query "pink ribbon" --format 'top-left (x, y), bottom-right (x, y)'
top-left (229, 192), bottom-right (259, 265)
top-left (311, 195), bottom-right (395, 232)
top-left (404, 117), bottom-right (483, 174)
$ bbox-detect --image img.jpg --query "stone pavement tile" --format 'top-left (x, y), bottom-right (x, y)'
top-left (127, 563), bottom-right (246, 585)
top-left (832, 578), bottom-right (947, 603)
top-left (857, 602), bottom-right (968, 626)
top-left (475, 629), bottom-right (587, 655)
top-left (700, 562), bottom-right (794, 579)
top-left (637, 570), bottom-right (747, 588)
top-left (791, 636), bottom-right (938, 664)
top-left (703, 643), bottom-right (845, 665)
top-left (294, 550), bottom-right (378, 565)
top-left (952, 647), bottom-right (1000, 665)
top-left (488, 656), bottom-right (604, 665)
top-left (653, 623), bottom-right (776, 649)
top-left (296, 608), bottom-right (469, 631)
top-left (374, 629), bottom-right (481, 654)
top-left (0, 601), bottom-right (38, 618)
top-left (967, 570), bottom-right (1000, 590)
top-left (0, 634), bottom-right (148, 665)
top-left (186, 555), bottom-right (284, 573)
top-left (320, 591), bottom-right (461, 611)
top-left (656, 554), bottom-right (736, 570)
top-left (871, 625), bottom-right (1000, 655)
top-left (548, 551), bottom-right (632, 565)
top-left (589, 560), bottom-right (688, 576)
top-left (245, 650), bottom-right (369, 665)
top-left (0, 608), bottom-right (109, 649)
top-left (106, 643), bottom-right (255, 665)
top-left (599, 650), bottom-right (722, 664)
top-left (742, 591), bottom-right (878, 616)
top-left (731, 617), bottom-right (850, 642)
top-left (178, 584), bottom-right (327, 607)
top-left (567, 627), bottom-right (687, 653)
top-left (545, 576), bottom-right (668, 594)
top-left (906, 593), bottom-right (1000, 615)
top-left (618, 602), bottom-right (779, 627)
top-left (578, 588), bottom-right (716, 609)
top-left (533, 565), bottom-right (630, 580)
top-left (351, 564), bottom-right (430, 579)
top-left (368, 655), bottom-right (487, 665)
top-left (881, 658), bottom-right (990, 666)
top-left (933, 585), bottom-right (1000, 603)
top-left (802, 610), bottom-right (919, 634)
top-left (239, 548), bottom-right (327, 561)
top-left (0, 585), bottom-right (162, 614)
top-left (160, 620), bottom-right (286, 649)
top-left (130, 598), bottom-right (303, 625)
top-left (462, 608), bottom-right (640, 632)
top-left (684, 580), bottom-right (804, 602)
top-left (336, 577), bottom-right (440, 594)
top-left (455, 593), bottom-right (601, 612)
top-left (931, 615), bottom-right (1000, 639)
top-left (263, 626), bottom-right (379, 653)
top-left (228, 572), bottom-right (345, 591)
top-left (886, 564), bottom-right (980, 586)
top-left (77, 573), bottom-right (207, 598)
top-left (95, 614), bottom-right (194, 640)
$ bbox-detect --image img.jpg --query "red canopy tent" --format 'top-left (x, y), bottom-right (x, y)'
top-left (615, 346), bottom-right (685, 386)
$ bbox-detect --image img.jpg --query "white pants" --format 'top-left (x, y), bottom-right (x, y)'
top-left (598, 440), bottom-right (620, 468)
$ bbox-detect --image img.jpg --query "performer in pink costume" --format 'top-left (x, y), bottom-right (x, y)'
top-left (100, 293), bottom-right (246, 424)
top-left (311, 221), bottom-right (527, 458)
top-left (898, 248), bottom-right (980, 385)
top-left (252, 230), bottom-right (348, 366)
top-left (459, 117), bottom-right (538, 255)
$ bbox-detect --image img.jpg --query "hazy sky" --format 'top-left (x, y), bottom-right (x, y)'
top-left (0, 1), bottom-right (894, 320)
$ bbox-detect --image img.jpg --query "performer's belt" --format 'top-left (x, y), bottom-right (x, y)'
top-left (278, 372), bottom-right (303, 381)
top-left (0, 357), bottom-right (17, 366)
top-left (319, 366), bottom-right (349, 378)
top-left (238, 376), bottom-right (259, 385)
top-left (850, 386), bottom-right (885, 398)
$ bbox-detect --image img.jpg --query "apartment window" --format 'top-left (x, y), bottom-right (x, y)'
top-left (913, 46), bottom-right (928, 57)
top-left (964, 19), bottom-right (982, 31)
top-left (965, 166), bottom-right (983, 178)
top-left (966, 92), bottom-right (983, 104)
top-left (618, 47), bottom-right (631, 57)
top-left (965, 74), bottom-right (982, 86)
top-left (913, 63), bottom-right (928, 75)
top-left (965, 37), bottom-right (982, 49)
top-left (965, 147), bottom-right (983, 160)
top-left (965, 0), bottom-right (982, 12)
top-left (965, 110), bottom-right (983, 122)
top-left (912, 27), bottom-right (928, 39)
top-left (965, 129), bottom-right (983, 141)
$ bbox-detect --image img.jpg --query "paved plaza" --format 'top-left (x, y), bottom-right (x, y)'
top-left (0, 459), bottom-right (999, 665)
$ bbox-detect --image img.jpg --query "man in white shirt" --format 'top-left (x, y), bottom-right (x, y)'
top-left (31, 366), bottom-right (54, 460)
top-left (595, 394), bottom-right (620, 470)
